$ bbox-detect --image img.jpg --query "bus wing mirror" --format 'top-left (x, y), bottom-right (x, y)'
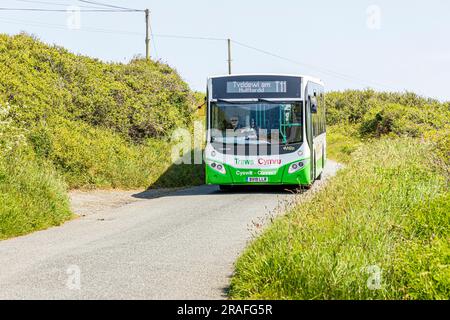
top-left (310, 98), bottom-right (318, 114)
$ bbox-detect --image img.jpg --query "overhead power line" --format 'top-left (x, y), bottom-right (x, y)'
top-left (152, 34), bottom-right (226, 41)
top-left (13, 0), bottom-right (105, 9)
top-left (78, 0), bottom-right (142, 11)
top-left (0, 17), bottom-right (229, 41)
top-left (0, 16), bottom-right (229, 40)
top-left (0, 11), bottom-right (395, 89)
top-left (148, 18), bottom-right (158, 59)
top-left (231, 40), bottom-right (396, 91)
top-left (0, 18), bottom-right (226, 41)
top-left (0, 16), bottom-right (143, 35)
top-left (0, 7), bottom-right (141, 12)
top-left (0, 17), bottom-right (227, 41)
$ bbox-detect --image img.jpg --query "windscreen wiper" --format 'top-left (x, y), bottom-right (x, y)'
top-left (216, 99), bottom-right (243, 104)
top-left (258, 98), bottom-right (281, 104)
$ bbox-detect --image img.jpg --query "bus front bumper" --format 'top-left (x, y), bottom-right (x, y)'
top-left (205, 161), bottom-right (311, 186)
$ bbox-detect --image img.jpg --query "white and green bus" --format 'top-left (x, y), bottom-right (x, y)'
top-left (205, 74), bottom-right (326, 190)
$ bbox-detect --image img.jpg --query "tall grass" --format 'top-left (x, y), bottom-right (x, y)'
top-left (229, 139), bottom-right (449, 299)
top-left (0, 150), bottom-right (72, 240)
top-left (326, 124), bottom-right (363, 163)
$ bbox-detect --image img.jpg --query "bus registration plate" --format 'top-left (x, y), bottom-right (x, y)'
top-left (247, 177), bottom-right (268, 183)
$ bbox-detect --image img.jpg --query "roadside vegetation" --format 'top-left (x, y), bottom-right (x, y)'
top-left (0, 33), bottom-right (203, 239)
top-left (230, 90), bottom-right (449, 299)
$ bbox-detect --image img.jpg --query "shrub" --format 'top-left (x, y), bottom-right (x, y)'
top-left (26, 116), bottom-right (204, 189)
top-left (424, 126), bottom-right (450, 168)
top-left (325, 89), bottom-right (444, 127)
top-left (325, 90), bottom-right (449, 161)
top-left (359, 103), bottom-right (449, 137)
top-left (0, 33), bottom-right (196, 142)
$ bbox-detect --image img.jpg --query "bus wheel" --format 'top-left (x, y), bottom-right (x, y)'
top-left (219, 185), bottom-right (233, 192)
top-left (302, 184), bottom-right (313, 190)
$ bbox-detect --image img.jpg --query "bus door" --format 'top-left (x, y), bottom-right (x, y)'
top-left (305, 86), bottom-right (314, 182)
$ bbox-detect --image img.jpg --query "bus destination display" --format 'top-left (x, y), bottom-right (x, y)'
top-left (226, 81), bottom-right (287, 94)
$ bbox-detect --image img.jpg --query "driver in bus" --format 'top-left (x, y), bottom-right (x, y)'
top-left (230, 116), bottom-right (241, 131)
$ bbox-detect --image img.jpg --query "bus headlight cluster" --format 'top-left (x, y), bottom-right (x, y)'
top-left (288, 161), bottom-right (305, 174)
top-left (208, 161), bottom-right (226, 175)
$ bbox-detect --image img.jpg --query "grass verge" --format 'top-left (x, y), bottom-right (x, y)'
top-left (0, 151), bottom-right (73, 240)
top-left (229, 138), bottom-right (449, 299)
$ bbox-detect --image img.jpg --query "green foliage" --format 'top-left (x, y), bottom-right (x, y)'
top-left (0, 33), bottom-right (204, 191)
top-left (424, 126), bottom-right (450, 168)
top-left (230, 90), bottom-right (450, 299)
top-left (230, 139), bottom-right (449, 299)
top-left (0, 33), bottom-right (196, 141)
top-left (0, 108), bottom-right (72, 239)
top-left (326, 124), bottom-right (363, 163)
top-left (0, 108), bottom-right (203, 239)
top-left (324, 89), bottom-right (450, 162)
top-left (27, 116), bottom-right (204, 189)
top-left (325, 89), bottom-right (443, 127)
top-left (0, 152), bottom-right (72, 240)
top-left (230, 90), bottom-right (450, 300)
top-left (391, 193), bottom-right (450, 300)
top-left (359, 103), bottom-right (449, 137)
top-left (0, 34), bottom-right (204, 239)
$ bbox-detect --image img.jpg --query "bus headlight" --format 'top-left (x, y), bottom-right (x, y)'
top-left (208, 161), bottom-right (226, 175)
top-left (288, 161), bottom-right (305, 174)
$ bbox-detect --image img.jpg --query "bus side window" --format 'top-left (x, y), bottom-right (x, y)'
top-left (321, 91), bottom-right (325, 134)
top-left (323, 92), bottom-right (326, 133)
top-left (311, 89), bottom-right (319, 138)
top-left (294, 103), bottom-right (302, 122)
top-left (314, 89), bottom-right (325, 136)
top-left (315, 87), bottom-right (325, 136)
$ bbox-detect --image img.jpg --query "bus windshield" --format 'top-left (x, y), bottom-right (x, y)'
top-left (210, 102), bottom-right (303, 145)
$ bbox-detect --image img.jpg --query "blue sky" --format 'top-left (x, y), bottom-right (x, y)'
top-left (1, 0), bottom-right (449, 100)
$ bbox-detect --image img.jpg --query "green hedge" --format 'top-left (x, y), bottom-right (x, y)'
top-left (0, 33), bottom-right (195, 141)
top-left (27, 116), bottom-right (204, 189)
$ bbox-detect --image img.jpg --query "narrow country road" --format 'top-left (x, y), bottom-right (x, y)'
top-left (0, 161), bottom-right (341, 300)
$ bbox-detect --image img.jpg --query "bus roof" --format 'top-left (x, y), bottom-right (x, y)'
top-left (208, 73), bottom-right (324, 86)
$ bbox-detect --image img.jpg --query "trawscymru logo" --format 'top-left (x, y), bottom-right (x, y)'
top-left (257, 158), bottom-right (282, 166)
top-left (234, 158), bottom-right (255, 166)
top-left (234, 158), bottom-right (282, 166)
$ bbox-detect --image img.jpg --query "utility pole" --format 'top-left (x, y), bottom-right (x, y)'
top-left (145, 9), bottom-right (150, 61)
top-left (227, 38), bottom-right (232, 75)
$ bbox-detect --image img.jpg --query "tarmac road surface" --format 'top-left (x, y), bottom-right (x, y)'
top-left (0, 160), bottom-right (341, 299)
